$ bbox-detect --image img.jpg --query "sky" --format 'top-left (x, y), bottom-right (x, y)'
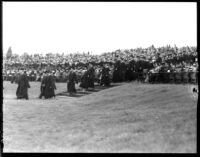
top-left (3, 2), bottom-right (197, 55)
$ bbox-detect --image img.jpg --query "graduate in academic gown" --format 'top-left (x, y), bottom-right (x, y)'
top-left (87, 63), bottom-right (95, 89)
top-left (67, 67), bottom-right (78, 95)
top-left (80, 68), bottom-right (89, 90)
top-left (16, 70), bottom-right (30, 100)
top-left (39, 72), bottom-right (47, 99)
top-left (50, 71), bottom-right (56, 97)
top-left (100, 64), bottom-right (110, 86)
top-left (42, 71), bottom-right (57, 99)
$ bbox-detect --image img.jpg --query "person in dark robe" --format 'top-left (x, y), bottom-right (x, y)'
top-left (67, 67), bottom-right (78, 95)
top-left (47, 73), bottom-right (56, 98)
top-left (41, 71), bottom-right (57, 99)
top-left (16, 70), bottom-right (30, 100)
top-left (100, 64), bottom-right (110, 86)
top-left (121, 62), bottom-right (127, 82)
top-left (125, 63), bottom-right (132, 82)
top-left (39, 72), bottom-right (47, 99)
top-left (135, 60), bottom-right (144, 82)
top-left (87, 63), bottom-right (95, 90)
top-left (49, 72), bottom-right (56, 98)
top-left (112, 59), bottom-right (121, 82)
top-left (112, 69), bottom-right (118, 83)
top-left (158, 63), bottom-right (166, 83)
top-left (80, 68), bottom-right (89, 91)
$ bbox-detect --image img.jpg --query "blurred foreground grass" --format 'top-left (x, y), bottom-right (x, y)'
top-left (3, 81), bottom-right (197, 152)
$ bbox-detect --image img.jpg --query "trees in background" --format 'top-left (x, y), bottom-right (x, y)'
top-left (6, 47), bottom-right (12, 59)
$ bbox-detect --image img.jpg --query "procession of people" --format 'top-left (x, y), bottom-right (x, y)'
top-left (2, 45), bottom-right (198, 100)
top-left (39, 71), bottom-right (56, 99)
top-left (13, 62), bottom-right (112, 99)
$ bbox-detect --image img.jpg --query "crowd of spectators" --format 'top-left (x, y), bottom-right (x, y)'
top-left (3, 45), bottom-right (198, 84)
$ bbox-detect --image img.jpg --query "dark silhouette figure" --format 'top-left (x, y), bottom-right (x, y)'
top-left (16, 71), bottom-right (30, 100)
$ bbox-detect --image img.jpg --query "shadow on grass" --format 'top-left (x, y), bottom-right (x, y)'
top-left (56, 84), bottom-right (121, 98)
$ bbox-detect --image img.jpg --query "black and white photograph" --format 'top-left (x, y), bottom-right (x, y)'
top-left (2, 2), bottom-right (198, 153)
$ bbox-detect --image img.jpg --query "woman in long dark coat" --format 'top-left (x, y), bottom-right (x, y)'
top-left (16, 71), bottom-right (30, 100)
top-left (80, 69), bottom-right (89, 91)
top-left (39, 72), bottom-right (47, 99)
top-left (87, 64), bottom-right (95, 89)
top-left (100, 65), bottom-right (110, 86)
top-left (112, 59), bottom-right (122, 82)
top-left (67, 68), bottom-right (78, 95)
top-left (42, 71), bottom-right (56, 99)
top-left (49, 72), bottom-right (56, 98)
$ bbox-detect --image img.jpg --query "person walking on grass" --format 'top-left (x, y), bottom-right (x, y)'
top-left (16, 70), bottom-right (30, 100)
top-left (100, 64), bottom-right (111, 87)
top-left (39, 71), bottom-right (56, 99)
top-left (39, 71), bottom-right (47, 99)
top-left (79, 67), bottom-right (89, 92)
top-left (67, 66), bottom-right (78, 95)
top-left (87, 63), bottom-right (95, 91)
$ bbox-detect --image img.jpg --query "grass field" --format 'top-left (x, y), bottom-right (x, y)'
top-left (3, 81), bottom-right (197, 152)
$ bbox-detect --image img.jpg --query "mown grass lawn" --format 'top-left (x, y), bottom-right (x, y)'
top-left (3, 81), bottom-right (197, 152)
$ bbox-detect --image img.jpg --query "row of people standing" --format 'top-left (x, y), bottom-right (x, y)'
top-left (39, 64), bottom-right (111, 96)
top-left (15, 70), bottom-right (56, 99)
top-left (67, 63), bottom-right (111, 95)
top-left (112, 59), bottom-right (154, 82)
top-left (79, 63), bottom-right (95, 91)
top-left (14, 64), bottom-right (112, 99)
top-left (13, 60), bottom-right (156, 100)
top-left (39, 71), bottom-right (56, 99)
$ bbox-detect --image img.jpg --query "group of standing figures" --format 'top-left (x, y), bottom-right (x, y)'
top-left (14, 63), bottom-right (111, 99)
top-left (67, 63), bottom-right (111, 95)
top-left (16, 70), bottom-right (57, 99)
top-left (39, 72), bottom-right (57, 99)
